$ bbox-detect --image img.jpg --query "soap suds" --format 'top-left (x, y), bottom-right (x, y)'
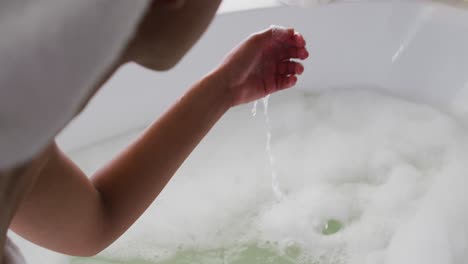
top-left (77, 89), bottom-right (468, 264)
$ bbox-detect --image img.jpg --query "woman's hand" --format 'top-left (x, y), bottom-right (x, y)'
top-left (218, 26), bottom-right (309, 107)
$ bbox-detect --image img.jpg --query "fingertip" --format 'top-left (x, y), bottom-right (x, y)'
top-left (298, 48), bottom-right (309, 60)
top-left (269, 26), bottom-right (295, 40)
top-left (294, 33), bottom-right (306, 47)
top-left (285, 75), bottom-right (297, 88)
top-left (291, 75), bottom-right (298, 85)
top-left (296, 63), bottom-right (304, 75)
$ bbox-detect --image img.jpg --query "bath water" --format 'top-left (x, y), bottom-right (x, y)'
top-left (69, 89), bottom-right (468, 264)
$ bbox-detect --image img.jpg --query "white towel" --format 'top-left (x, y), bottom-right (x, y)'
top-left (0, 0), bottom-right (150, 170)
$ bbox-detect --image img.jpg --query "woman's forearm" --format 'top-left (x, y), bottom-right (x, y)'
top-left (92, 69), bottom-right (232, 245)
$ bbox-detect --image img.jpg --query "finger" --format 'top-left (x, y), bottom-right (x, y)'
top-left (276, 75), bottom-right (298, 91)
top-left (270, 26), bottom-right (295, 41)
top-left (294, 32), bottom-right (306, 47)
top-left (281, 47), bottom-right (309, 60)
top-left (277, 61), bottom-right (304, 75)
top-left (285, 32), bottom-right (306, 47)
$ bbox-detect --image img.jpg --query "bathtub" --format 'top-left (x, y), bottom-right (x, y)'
top-left (57, 1), bottom-right (468, 152)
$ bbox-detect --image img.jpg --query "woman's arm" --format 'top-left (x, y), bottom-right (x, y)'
top-left (11, 71), bottom-right (232, 256)
top-left (11, 27), bottom-right (308, 256)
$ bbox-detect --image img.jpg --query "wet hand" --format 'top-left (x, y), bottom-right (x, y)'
top-left (218, 26), bottom-right (309, 107)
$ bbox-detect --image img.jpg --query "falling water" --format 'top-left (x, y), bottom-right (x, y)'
top-left (251, 100), bottom-right (258, 117)
top-left (253, 97), bottom-right (284, 201)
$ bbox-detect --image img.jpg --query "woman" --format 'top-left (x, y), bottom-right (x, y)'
top-left (0, 0), bottom-right (309, 262)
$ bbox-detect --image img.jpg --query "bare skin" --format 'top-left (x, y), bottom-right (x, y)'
top-left (1, 0), bottom-right (309, 260)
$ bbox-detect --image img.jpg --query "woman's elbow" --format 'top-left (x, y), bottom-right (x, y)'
top-left (65, 238), bottom-right (112, 257)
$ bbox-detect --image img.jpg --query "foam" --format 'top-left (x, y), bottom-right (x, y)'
top-left (87, 88), bottom-right (468, 263)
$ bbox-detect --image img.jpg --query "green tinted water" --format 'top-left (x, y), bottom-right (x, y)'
top-left (321, 220), bottom-right (343, 236)
top-left (70, 244), bottom-right (306, 264)
top-left (70, 218), bottom-right (344, 264)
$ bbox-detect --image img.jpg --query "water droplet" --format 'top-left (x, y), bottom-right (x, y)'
top-left (252, 100), bottom-right (258, 117)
